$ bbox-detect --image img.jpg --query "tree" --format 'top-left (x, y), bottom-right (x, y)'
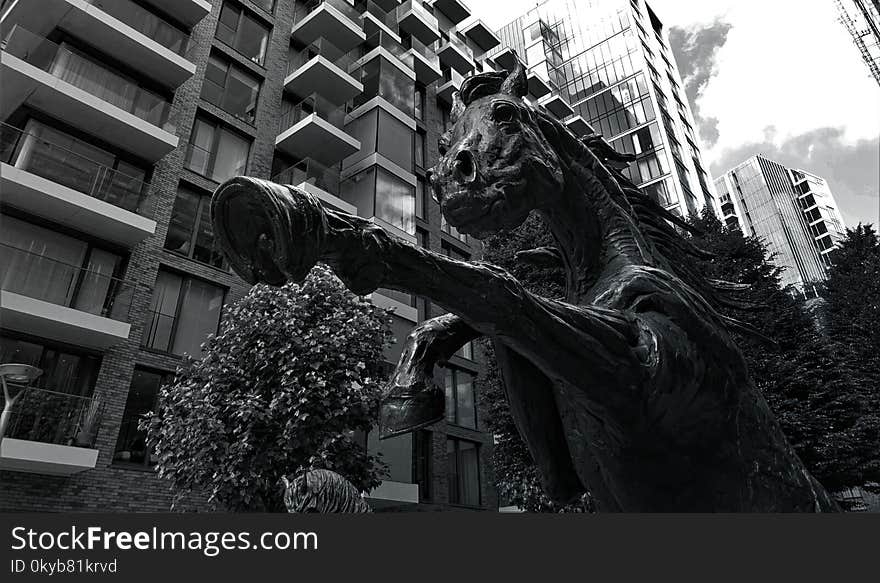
top-left (686, 211), bottom-right (880, 496)
top-left (477, 214), bottom-right (593, 512)
top-left (143, 265), bottom-right (393, 511)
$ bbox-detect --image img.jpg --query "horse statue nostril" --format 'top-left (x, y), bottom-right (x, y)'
top-left (453, 150), bottom-right (477, 183)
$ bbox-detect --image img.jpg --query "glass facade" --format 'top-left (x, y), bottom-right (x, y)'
top-left (489, 0), bottom-right (717, 216)
top-left (714, 156), bottom-right (831, 294)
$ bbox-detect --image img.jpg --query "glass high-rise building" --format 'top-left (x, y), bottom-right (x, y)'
top-left (714, 155), bottom-right (844, 295)
top-left (836, 0), bottom-right (880, 85)
top-left (489, 0), bottom-right (717, 218)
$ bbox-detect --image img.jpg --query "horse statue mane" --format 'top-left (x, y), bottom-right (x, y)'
top-left (211, 62), bottom-right (838, 512)
top-left (281, 469), bottom-right (371, 513)
top-left (451, 70), bottom-right (758, 337)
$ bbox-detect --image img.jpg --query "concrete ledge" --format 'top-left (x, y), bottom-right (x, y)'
top-left (0, 438), bottom-right (99, 475)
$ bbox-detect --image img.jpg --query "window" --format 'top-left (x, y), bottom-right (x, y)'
top-left (185, 117), bottom-right (251, 182)
top-left (0, 335), bottom-right (100, 397)
top-left (414, 84), bottom-right (425, 121)
top-left (416, 177), bottom-right (428, 220)
top-left (414, 130), bottom-right (426, 170)
top-left (375, 169), bottom-right (415, 234)
top-left (114, 368), bottom-right (168, 467)
top-left (164, 185), bottom-right (227, 269)
top-left (216, 1), bottom-right (269, 65)
top-left (1, 216), bottom-right (126, 318)
top-left (142, 270), bottom-right (226, 357)
top-left (447, 438), bottom-right (480, 506)
top-left (202, 53), bottom-right (261, 123)
top-left (413, 430), bottom-right (432, 501)
top-left (444, 368), bottom-right (476, 428)
top-left (251, 0), bottom-right (275, 13)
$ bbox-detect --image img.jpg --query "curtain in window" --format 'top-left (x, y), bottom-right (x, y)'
top-left (72, 248), bottom-right (122, 317)
top-left (212, 129), bottom-right (250, 182)
top-left (171, 278), bottom-right (224, 357)
top-left (444, 369), bottom-right (456, 424)
top-left (115, 369), bottom-right (164, 465)
top-left (456, 373), bottom-right (476, 429)
top-left (145, 271), bottom-right (183, 351)
top-left (0, 216), bottom-right (86, 307)
top-left (187, 119), bottom-right (215, 176)
top-left (375, 169), bottom-right (415, 234)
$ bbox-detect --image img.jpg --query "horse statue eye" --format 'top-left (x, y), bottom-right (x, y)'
top-left (494, 103), bottom-right (518, 123)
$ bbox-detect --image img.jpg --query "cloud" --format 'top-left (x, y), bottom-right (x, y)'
top-left (668, 21), bottom-right (732, 147)
top-left (711, 128), bottom-right (880, 228)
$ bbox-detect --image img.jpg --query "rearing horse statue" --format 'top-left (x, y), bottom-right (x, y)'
top-left (211, 64), bottom-right (837, 512)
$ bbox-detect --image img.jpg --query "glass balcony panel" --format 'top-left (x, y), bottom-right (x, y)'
top-left (0, 243), bottom-right (135, 321)
top-left (272, 158), bottom-right (341, 196)
top-left (3, 387), bottom-right (104, 448)
top-left (296, 0), bottom-right (362, 23)
top-left (84, 0), bottom-right (191, 56)
top-left (280, 93), bottom-right (347, 129)
top-left (0, 123), bottom-right (154, 217)
top-left (288, 37), bottom-right (355, 75)
top-left (2, 26), bottom-right (174, 132)
top-left (403, 34), bottom-right (439, 68)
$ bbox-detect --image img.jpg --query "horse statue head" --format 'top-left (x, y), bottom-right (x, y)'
top-left (429, 64), bottom-right (567, 239)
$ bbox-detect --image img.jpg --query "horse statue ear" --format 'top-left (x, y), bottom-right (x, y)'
top-left (451, 91), bottom-right (466, 123)
top-left (500, 60), bottom-right (528, 99)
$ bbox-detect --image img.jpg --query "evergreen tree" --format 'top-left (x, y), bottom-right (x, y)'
top-left (687, 211), bottom-right (880, 496)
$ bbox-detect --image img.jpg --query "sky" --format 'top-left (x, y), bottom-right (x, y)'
top-left (468, 0), bottom-right (880, 227)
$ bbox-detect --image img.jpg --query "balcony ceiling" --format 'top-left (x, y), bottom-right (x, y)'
top-left (398, 6), bottom-right (440, 45)
top-left (1, 54), bottom-right (178, 162)
top-left (3, 0), bottom-right (196, 88)
top-left (459, 18), bottom-right (501, 52)
top-left (430, 0), bottom-right (470, 25)
top-left (276, 115), bottom-right (361, 165)
top-left (437, 42), bottom-right (473, 76)
top-left (285, 56), bottom-right (364, 106)
top-left (292, 3), bottom-right (367, 52)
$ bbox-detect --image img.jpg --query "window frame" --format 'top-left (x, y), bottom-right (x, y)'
top-left (185, 115), bottom-right (252, 183)
top-left (447, 437), bottom-right (481, 507)
top-left (164, 185), bottom-right (228, 270)
top-left (113, 367), bottom-right (170, 468)
top-left (444, 367), bottom-right (477, 428)
top-left (201, 52), bottom-right (262, 124)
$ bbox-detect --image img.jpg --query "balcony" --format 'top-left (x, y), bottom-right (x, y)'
top-left (272, 158), bottom-right (356, 214)
top-left (0, 244), bottom-right (134, 349)
top-left (292, 0), bottom-right (367, 53)
top-left (403, 35), bottom-right (441, 84)
top-left (132, 0), bottom-right (210, 28)
top-left (369, 0), bottom-right (402, 11)
top-left (1, 0), bottom-right (197, 88)
top-left (276, 94), bottom-right (361, 164)
top-left (0, 123), bottom-right (156, 247)
top-left (286, 39), bottom-right (363, 105)
top-left (396, 0), bottom-right (440, 45)
top-left (539, 91), bottom-right (574, 119)
top-left (527, 71), bottom-right (552, 98)
top-left (1, 26), bottom-right (178, 162)
top-left (0, 387), bottom-right (102, 475)
top-left (565, 115), bottom-right (592, 137)
top-left (359, 0), bottom-right (400, 38)
top-left (430, 0), bottom-right (470, 25)
top-left (437, 68), bottom-right (464, 104)
top-left (493, 46), bottom-right (523, 71)
top-left (435, 32), bottom-right (473, 75)
top-left (459, 18), bottom-right (500, 53)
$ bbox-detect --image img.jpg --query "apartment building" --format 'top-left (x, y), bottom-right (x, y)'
top-left (714, 155), bottom-right (844, 295)
top-left (0, 0), bottom-right (505, 512)
top-left (490, 0), bottom-right (718, 219)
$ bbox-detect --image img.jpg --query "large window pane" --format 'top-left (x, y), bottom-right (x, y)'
top-left (216, 2), bottom-right (269, 65)
top-left (0, 335), bottom-right (100, 397)
top-left (114, 368), bottom-right (165, 466)
top-left (171, 278), bottom-right (225, 357)
top-left (143, 270), bottom-right (182, 352)
top-left (377, 109), bottom-right (413, 170)
top-left (212, 129), bottom-right (250, 182)
top-left (201, 54), bottom-right (261, 123)
top-left (458, 441), bottom-right (480, 506)
top-left (376, 169), bottom-right (415, 234)
top-left (193, 197), bottom-right (225, 268)
top-left (164, 188), bottom-right (200, 255)
top-left (456, 373), bottom-right (476, 429)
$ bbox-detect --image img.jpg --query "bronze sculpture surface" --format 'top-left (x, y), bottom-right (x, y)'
top-left (281, 469), bottom-right (371, 513)
top-left (211, 64), bottom-right (837, 512)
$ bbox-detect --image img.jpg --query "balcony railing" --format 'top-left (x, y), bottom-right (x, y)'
top-left (288, 37), bottom-right (355, 76)
top-left (272, 158), bottom-right (341, 196)
top-left (295, 0), bottom-right (362, 24)
top-left (0, 242), bottom-right (136, 322)
top-left (396, 0), bottom-right (436, 26)
top-left (0, 123), bottom-right (155, 218)
top-left (84, 0), bottom-right (192, 57)
top-left (357, 0), bottom-right (398, 32)
top-left (2, 386), bottom-right (104, 448)
top-left (438, 30), bottom-right (473, 59)
top-left (2, 26), bottom-right (175, 132)
top-left (402, 34), bottom-right (439, 68)
top-left (441, 67), bottom-right (464, 86)
top-left (280, 93), bottom-right (347, 130)
top-left (347, 30), bottom-right (412, 67)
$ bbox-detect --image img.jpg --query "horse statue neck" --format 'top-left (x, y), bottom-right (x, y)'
top-left (541, 143), bottom-right (655, 303)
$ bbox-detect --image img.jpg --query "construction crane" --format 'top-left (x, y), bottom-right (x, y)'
top-left (836, 0), bottom-right (880, 85)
